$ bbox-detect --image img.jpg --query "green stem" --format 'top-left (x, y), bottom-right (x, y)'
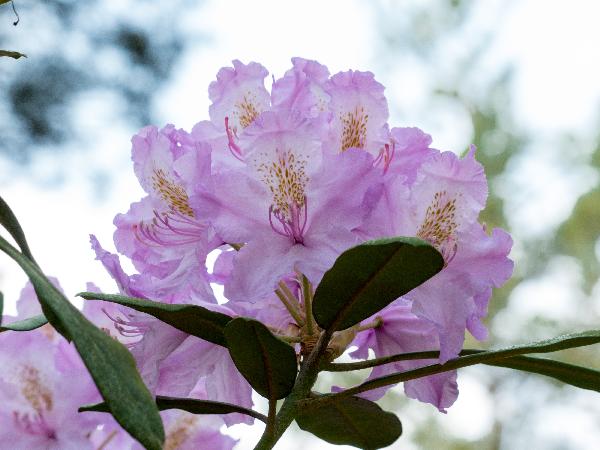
top-left (312, 343), bottom-right (600, 404)
top-left (323, 330), bottom-right (600, 372)
top-left (253, 330), bottom-right (333, 450)
top-left (262, 397), bottom-right (277, 444)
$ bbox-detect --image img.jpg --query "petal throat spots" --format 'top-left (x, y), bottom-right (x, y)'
top-left (165, 416), bottom-right (197, 450)
top-left (152, 168), bottom-right (194, 218)
top-left (417, 191), bottom-right (459, 262)
top-left (340, 106), bottom-right (369, 151)
top-left (256, 149), bottom-right (308, 220)
top-left (20, 365), bottom-right (53, 413)
top-left (255, 148), bottom-right (310, 243)
top-left (234, 93), bottom-right (261, 129)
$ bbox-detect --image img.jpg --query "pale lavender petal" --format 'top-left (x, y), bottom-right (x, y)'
top-left (349, 303), bottom-right (459, 412)
top-left (325, 69), bottom-right (389, 155)
top-left (156, 336), bottom-right (254, 426)
top-left (209, 60), bottom-right (270, 132)
top-left (388, 126), bottom-right (434, 185)
top-left (271, 57), bottom-right (331, 117)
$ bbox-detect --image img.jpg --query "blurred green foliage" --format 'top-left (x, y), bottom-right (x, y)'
top-left (371, 1), bottom-right (600, 449)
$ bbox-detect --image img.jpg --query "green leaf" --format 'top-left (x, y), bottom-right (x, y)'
top-left (78, 292), bottom-right (232, 347)
top-left (0, 235), bottom-right (164, 449)
top-left (0, 1), bottom-right (13, 6)
top-left (0, 314), bottom-right (47, 333)
top-left (0, 195), bottom-right (36, 263)
top-left (296, 395), bottom-right (402, 449)
top-left (0, 291), bottom-right (3, 325)
top-left (80, 396), bottom-right (268, 423)
top-left (487, 355), bottom-right (600, 393)
top-left (313, 237), bottom-right (444, 332)
top-left (224, 318), bottom-right (297, 400)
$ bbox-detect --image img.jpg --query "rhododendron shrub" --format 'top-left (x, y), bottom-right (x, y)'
top-left (1, 58), bottom-right (599, 450)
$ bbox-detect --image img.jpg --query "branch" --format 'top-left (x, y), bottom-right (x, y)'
top-left (323, 330), bottom-right (600, 372)
top-left (312, 342), bottom-right (600, 404)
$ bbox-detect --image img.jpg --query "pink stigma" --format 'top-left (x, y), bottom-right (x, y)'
top-left (225, 117), bottom-right (244, 161)
top-left (374, 142), bottom-right (395, 173)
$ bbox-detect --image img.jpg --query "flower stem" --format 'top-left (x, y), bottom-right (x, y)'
top-left (96, 430), bottom-right (118, 450)
top-left (274, 288), bottom-right (305, 326)
top-left (354, 316), bottom-right (383, 333)
top-left (276, 334), bottom-right (302, 343)
top-left (300, 274), bottom-right (315, 336)
top-left (253, 330), bottom-right (333, 450)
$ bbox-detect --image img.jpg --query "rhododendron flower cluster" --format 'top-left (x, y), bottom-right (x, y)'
top-left (0, 58), bottom-right (516, 449)
top-left (101, 58), bottom-right (511, 410)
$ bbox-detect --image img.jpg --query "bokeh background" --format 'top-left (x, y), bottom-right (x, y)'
top-left (1, 1), bottom-right (600, 449)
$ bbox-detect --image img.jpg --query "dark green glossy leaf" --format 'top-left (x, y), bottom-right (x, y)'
top-left (80, 396), bottom-right (267, 423)
top-left (296, 395), bottom-right (402, 449)
top-left (0, 195), bottom-right (36, 263)
top-left (0, 235), bottom-right (164, 449)
top-left (483, 355), bottom-right (600, 393)
top-left (78, 292), bottom-right (232, 347)
top-left (0, 314), bottom-right (47, 333)
top-left (313, 237), bottom-right (444, 332)
top-left (0, 291), bottom-right (3, 325)
top-left (224, 318), bottom-right (297, 400)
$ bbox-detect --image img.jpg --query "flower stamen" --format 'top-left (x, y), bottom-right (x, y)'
top-left (225, 117), bottom-right (244, 161)
top-left (257, 149), bottom-right (309, 244)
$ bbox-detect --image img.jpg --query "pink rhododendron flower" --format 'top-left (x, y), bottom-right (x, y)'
top-left (113, 125), bottom-right (218, 304)
top-left (0, 57), bottom-right (517, 449)
top-left (0, 283), bottom-right (102, 449)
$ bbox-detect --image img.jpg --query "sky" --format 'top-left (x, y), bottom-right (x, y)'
top-left (1, 1), bottom-right (600, 448)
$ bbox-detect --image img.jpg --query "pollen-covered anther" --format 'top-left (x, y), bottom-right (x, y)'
top-left (417, 191), bottom-right (459, 262)
top-left (151, 168), bottom-right (195, 218)
top-left (20, 366), bottom-right (53, 413)
top-left (234, 93), bottom-right (261, 129)
top-left (340, 106), bottom-right (369, 151)
top-left (165, 416), bottom-right (198, 450)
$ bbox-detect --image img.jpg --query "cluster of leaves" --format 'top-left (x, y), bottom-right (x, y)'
top-left (1, 195), bottom-right (599, 449)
